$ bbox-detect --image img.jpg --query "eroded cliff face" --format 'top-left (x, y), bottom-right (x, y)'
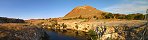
top-left (0, 23), bottom-right (48, 40)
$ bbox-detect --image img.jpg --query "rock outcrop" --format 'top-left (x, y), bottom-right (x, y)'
top-left (0, 23), bottom-right (48, 40)
top-left (97, 23), bottom-right (148, 40)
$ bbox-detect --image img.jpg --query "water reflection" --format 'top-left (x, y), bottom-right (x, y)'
top-left (46, 29), bottom-right (93, 40)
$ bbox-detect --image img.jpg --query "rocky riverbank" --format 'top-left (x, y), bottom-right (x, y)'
top-left (26, 18), bottom-right (148, 40)
top-left (0, 23), bottom-right (49, 40)
top-left (29, 19), bottom-right (147, 32)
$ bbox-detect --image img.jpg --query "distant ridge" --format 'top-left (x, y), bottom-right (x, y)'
top-left (64, 5), bottom-right (104, 19)
top-left (0, 17), bottom-right (25, 23)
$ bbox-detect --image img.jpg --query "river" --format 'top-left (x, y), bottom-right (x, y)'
top-left (45, 29), bottom-right (93, 40)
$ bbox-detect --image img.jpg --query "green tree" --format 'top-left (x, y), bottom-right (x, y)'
top-left (126, 14), bottom-right (135, 20)
top-left (118, 14), bottom-right (126, 19)
top-left (105, 13), bottom-right (114, 19)
top-left (145, 9), bottom-right (148, 20)
top-left (134, 13), bottom-right (144, 20)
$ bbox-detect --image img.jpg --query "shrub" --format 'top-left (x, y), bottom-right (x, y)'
top-left (134, 13), bottom-right (145, 20)
top-left (62, 23), bottom-right (67, 28)
top-left (126, 14), bottom-right (135, 20)
top-left (50, 20), bottom-right (58, 27)
top-left (105, 13), bottom-right (114, 19)
top-left (75, 25), bottom-right (79, 29)
top-left (88, 30), bottom-right (97, 36)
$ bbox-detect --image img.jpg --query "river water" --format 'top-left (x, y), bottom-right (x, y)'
top-left (45, 29), bottom-right (92, 40)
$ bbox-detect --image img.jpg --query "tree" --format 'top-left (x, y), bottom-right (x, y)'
top-left (134, 13), bottom-right (144, 20)
top-left (126, 14), bottom-right (135, 20)
top-left (105, 13), bottom-right (114, 19)
top-left (113, 14), bottom-right (120, 19)
top-left (145, 9), bottom-right (148, 20)
top-left (145, 14), bottom-right (148, 20)
top-left (118, 14), bottom-right (126, 19)
top-left (146, 9), bottom-right (148, 14)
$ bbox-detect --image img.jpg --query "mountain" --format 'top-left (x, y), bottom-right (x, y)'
top-left (64, 5), bottom-right (104, 19)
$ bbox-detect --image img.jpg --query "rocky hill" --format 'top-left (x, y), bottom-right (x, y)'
top-left (64, 5), bottom-right (104, 19)
top-left (0, 17), bottom-right (25, 23)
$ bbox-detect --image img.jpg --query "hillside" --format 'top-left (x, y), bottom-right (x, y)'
top-left (64, 5), bottom-right (104, 19)
top-left (0, 17), bottom-right (25, 23)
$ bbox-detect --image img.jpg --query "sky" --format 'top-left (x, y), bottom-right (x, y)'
top-left (0, 0), bottom-right (148, 19)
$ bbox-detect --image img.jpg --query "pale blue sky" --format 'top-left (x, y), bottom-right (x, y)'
top-left (0, 0), bottom-right (148, 19)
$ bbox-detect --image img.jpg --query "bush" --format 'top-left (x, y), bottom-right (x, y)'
top-left (105, 13), bottom-right (114, 19)
top-left (62, 23), bottom-right (67, 28)
top-left (75, 25), bottom-right (79, 29)
top-left (126, 14), bottom-right (135, 20)
top-left (88, 30), bottom-right (97, 36)
top-left (50, 20), bottom-right (58, 27)
top-left (134, 13), bottom-right (145, 20)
